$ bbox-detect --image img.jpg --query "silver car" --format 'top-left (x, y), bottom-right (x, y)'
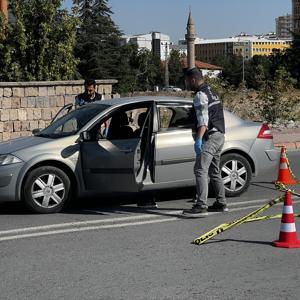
top-left (0, 96), bottom-right (278, 213)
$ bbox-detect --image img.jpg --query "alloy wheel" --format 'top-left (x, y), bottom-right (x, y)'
top-left (31, 173), bottom-right (65, 208)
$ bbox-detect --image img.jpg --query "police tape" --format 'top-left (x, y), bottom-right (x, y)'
top-left (245, 213), bottom-right (300, 223)
top-left (193, 195), bottom-right (284, 245)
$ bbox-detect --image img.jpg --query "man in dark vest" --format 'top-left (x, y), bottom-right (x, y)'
top-left (75, 79), bottom-right (103, 107)
top-left (184, 68), bottom-right (228, 217)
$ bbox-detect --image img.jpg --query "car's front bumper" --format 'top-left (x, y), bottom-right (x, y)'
top-left (0, 162), bottom-right (24, 202)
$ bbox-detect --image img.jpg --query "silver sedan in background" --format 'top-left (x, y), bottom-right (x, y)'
top-left (0, 96), bottom-right (278, 213)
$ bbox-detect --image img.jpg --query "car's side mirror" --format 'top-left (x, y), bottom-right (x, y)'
top-left (32, 128), bottom-right (41, 135)
top-left (79, 131), bottom-right (91, 142)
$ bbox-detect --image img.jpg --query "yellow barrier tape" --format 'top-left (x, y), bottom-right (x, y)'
top-left (193, 196), bottom-right (284, 245)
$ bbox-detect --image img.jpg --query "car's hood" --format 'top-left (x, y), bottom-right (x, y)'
top-left (0, 136), bottom-right (50, 154)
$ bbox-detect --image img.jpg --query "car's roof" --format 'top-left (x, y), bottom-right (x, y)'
top-left (95, 96), bottom-right (193, 107)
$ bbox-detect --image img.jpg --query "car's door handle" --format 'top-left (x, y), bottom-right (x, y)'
top-left (120, 148), bottom-right (133, 153)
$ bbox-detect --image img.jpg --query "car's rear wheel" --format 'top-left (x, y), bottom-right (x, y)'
top-left (220, 153), bottom-right (252, 197)
top-left (23, 166), bottom-right (71, 213)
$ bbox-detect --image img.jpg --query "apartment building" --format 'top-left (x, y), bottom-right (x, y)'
top-left (195, 35), bottom-right (291, 63)
top-left (276, 14), bottom-right (293, 39)
top-left (293, 0), bottom-right (300, 35)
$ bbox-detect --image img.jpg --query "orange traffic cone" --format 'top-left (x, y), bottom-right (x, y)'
top-left (275, 146), bottom-right (297, 185)
top-left (273, 191), bottom-right (300, 248)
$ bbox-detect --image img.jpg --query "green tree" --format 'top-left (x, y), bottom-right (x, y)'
top-left (258, 66), bottom-right (297, 123)
top-left (73, 0), bottom-right (122, 79)
top-left (284, 33), bottom-right (300, 87)
top-left (168, 50), bottom-right (183, 87)
top-left (0, 0), bottom-right (79, 81)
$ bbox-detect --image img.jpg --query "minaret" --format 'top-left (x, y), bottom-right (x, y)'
top-left (0, 0), bottom-right (8, 19)
top-left (185, 10), bottom-right (196, 69)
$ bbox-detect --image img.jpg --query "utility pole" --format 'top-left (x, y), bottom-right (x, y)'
top-left (164, 42), bottom-right (169, 87)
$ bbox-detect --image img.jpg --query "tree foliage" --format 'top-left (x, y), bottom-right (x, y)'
top-left (73, 0), bottom-right (122, 79)
top-left (0, 0), bottom-right (79, 81)
top-left (168, 50), bottom-right (184, 87)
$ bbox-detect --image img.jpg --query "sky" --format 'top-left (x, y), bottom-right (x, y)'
top-left (62, 0), bottom-right (292, 43)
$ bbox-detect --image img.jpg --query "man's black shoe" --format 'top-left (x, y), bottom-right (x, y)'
top-left (183, 205), bottom-right (208, 217)
top-left (208, 202), bottom-right (229, 212)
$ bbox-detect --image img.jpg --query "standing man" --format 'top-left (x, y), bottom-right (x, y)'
top-left (184, 68), bottom-right (228, 217)
top-left (75, 79), bottom-right (103, 107)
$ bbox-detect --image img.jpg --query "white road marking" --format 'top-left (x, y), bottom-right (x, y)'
top-left (0, 198), bottom-right (299, 242)
top-left (0, 218), bottom-right (178, 242)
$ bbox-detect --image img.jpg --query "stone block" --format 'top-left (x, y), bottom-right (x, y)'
top-left (33, 108), bottom-right (42, 120)
top-left (48, 87), bottom-right (55, 96)
top-left (0, 132), bottom-right (2, 141)
top-left (49, 96), bottom-right (56, 107)
top-left (45, 120), bottom-right (51, 127)
top-left (3, 88), bottom-right (12, 97)
top-left (2, 98), bottom-right (12, 109)
top-left (13, 87), bottom-right (25, 97)
top-left (65, 86), bottom-right (74, 95)
top-left (97, 85), bottom-right (104, 94)
top-left (21, 121), bottom-right (30, 131)
top-left (0, 98), bottom-right (2, 108)
top-left (29, 120), bottom-right (39, 131)
top-left (56, 96), bottom-right (64, 107)
top-left (56, 86), bottom-right (66, 95)
top-left (11, 97), bottom-right (21, 109)
top-left (36, 97), bottom-right (46, 108)
top-left (9, 109), bottom-right (18, 121)
top-left (26, 97), bottom-right (36, 108)
top-left (20, 98), bottom-right (28, 108)
top-left (39, 87), bottom-right (48, 97)
top-left (51, 108), bottom-right (60, 118)
top-left (25, 87), bottom-right (38, 97)
top-left (13, 121), bottom-right (21, 132)
top-left (18, 109), bottom-right (28, 121)
top-left (0, 88), bottom-right (3, 97)
top-left (11, 132), bottom-right (21, 140)
top-left (0, 122), bottom-right (3, 132)
top-left (4, 121), bottom-right (13, 132)
top-left (2, 132), bottom-right (11, 141)
top-left (42, 108), bottom-right (52, 120)
top-left (43, 98), bottom-right (50, 108)
top-left (1, 110), bottom-right (9, 121)
top-left (27, 109), bottom-right (33, 120)
top-left (64, 95), bottom-right (74, 105)
top-left (20, 131), bottom-right (31, 137)
top-left (103, 85), bottom-right (112, 95)
top-left (38, 120), bottom-right (46, 129)
top-left (73, 86), bottom-right (82, 95)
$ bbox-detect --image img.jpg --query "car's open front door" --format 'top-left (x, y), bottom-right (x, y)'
top-left (80, 102), bottom-right (154, 193)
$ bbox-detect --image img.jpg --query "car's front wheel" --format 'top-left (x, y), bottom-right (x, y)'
top-left (23, 166), bottom-right (71, 213)
top-left (220, 153), bottom-right (252, 197)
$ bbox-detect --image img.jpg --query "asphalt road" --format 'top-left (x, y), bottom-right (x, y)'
top-left (0, 150), bottom-right (300, 299)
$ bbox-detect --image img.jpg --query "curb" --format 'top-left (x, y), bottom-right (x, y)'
top-left (275, 142), bottom-right (300, 149)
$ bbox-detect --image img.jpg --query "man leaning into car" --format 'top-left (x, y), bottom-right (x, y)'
top-left (75, 79), bottom-right (103, 108)
top-left (184, 68), bottom-right (228, 217)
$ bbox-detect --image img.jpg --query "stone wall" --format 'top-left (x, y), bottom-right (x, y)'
top-left (0, 79), bottom-right (118, 142)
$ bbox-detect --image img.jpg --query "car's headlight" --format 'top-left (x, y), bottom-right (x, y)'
top-left (0, 154), bottom-right (23, 166)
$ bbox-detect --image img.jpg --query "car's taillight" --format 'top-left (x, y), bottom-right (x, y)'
top-left (257, 123), bottom-right (273, 139)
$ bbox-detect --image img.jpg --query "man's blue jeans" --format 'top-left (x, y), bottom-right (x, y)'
top-left (194, 132), bottom-right (226, 208)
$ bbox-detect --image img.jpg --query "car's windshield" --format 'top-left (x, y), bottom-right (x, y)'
top-left (36, 104), bottom-right (109, 138)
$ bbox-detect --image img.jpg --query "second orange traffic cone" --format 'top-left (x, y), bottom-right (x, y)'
top-left (275, 146), bottom-right (297, 185)
top-left (273, 191), bottom-right (300, 248)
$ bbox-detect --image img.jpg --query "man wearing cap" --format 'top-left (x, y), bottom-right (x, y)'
top-left (75, 79), bottom-right (103, 108)
top-left (184, 68), bottom-right (228, 217)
